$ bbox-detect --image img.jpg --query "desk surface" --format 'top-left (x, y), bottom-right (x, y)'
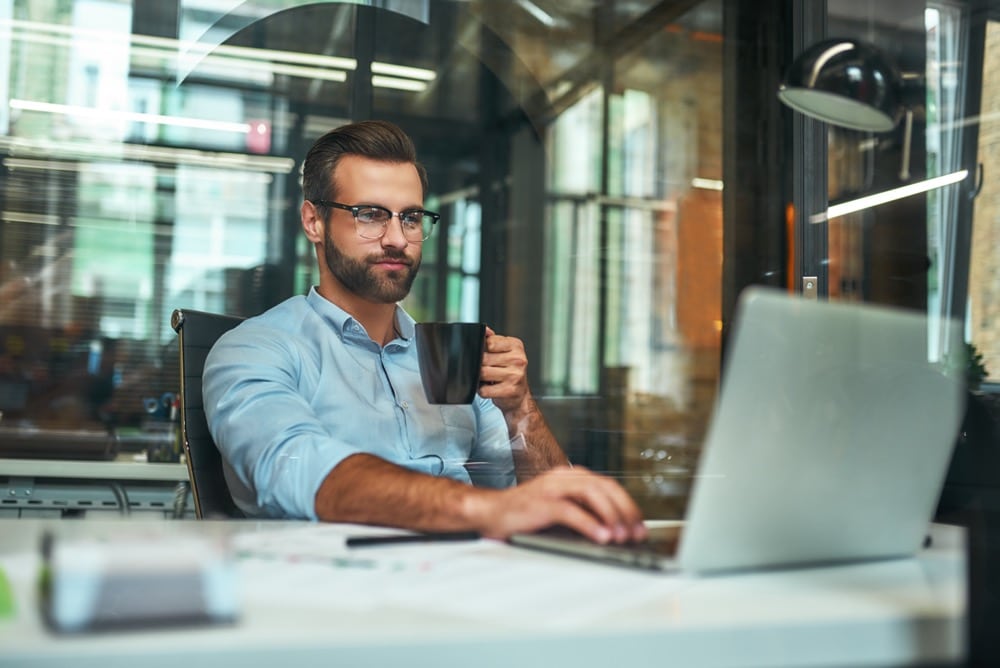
top-left (0, 520), bottom-right (967, 668)
top-left (0, 455), bottom-right (189, 482)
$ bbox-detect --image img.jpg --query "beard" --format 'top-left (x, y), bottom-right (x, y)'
top-left (321, 232), bottom-right (420, 304)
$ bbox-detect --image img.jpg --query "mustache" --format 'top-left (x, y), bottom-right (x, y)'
top-left (368, 251), bottom-right (413, 265)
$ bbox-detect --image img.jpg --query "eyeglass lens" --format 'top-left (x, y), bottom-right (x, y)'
top-left (355, 206), bottom-right (434, 241)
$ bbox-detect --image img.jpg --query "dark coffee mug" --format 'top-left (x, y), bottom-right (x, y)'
top-left (415, 322), bottom-right (487, 404)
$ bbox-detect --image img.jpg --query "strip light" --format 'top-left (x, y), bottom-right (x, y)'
top-left (813, 169), bottom-right (969, 223)
top-left (10, 99), bottom-right (251, 134)
top-left (515, 0), bottom-right (558, 27)
top-left (371, 75), bottom-right (428, 92)
top-left (371, 62), bottom-right (436, 81)
top-left (0, 136), bottom-right (295, 173)
top-left (0, 18), bottom-right (357, 73)
top-left (2, 18), bottom-right (437, 90)
top-left (691, 177), bottom-right (724, 191)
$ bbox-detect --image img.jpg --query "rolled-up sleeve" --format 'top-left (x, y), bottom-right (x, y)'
top-left (203, 325), bottom-right (362, 520)
top-left (466, 397), bottom-right (516, 489)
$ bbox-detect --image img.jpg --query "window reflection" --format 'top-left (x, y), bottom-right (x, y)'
top-left (0, 0), bottom-right (995, 519)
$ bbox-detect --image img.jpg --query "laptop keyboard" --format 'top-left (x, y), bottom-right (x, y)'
top-left (536, 524), bottom-right (682, 557)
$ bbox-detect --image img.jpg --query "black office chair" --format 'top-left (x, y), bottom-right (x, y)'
top-left (171, 308), bottom-right (246, 519)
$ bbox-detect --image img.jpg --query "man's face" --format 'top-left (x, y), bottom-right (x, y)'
top-left (320, 155), bottom-right (424, 304)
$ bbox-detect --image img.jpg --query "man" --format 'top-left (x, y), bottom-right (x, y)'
top-left (204, 120), bottom-right (646, 544)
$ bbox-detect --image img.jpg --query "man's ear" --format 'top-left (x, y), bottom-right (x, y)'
top-left (301, 200), bottom-right (324, 244)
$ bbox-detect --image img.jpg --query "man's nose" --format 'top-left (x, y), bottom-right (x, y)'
top-left (380, 214), bottom-right (410, 247)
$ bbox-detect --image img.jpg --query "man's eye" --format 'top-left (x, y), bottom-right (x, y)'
top-left (400, 212), bottom-right (423, 225)
top-left (357, 208), bottom-right (385, 223)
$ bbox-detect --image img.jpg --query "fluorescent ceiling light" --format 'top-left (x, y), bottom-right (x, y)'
top-left (3, 158), bottom-right (84, 173)
top-left (247, 60), bottom-right (347, 82)
top-left (10, 99), bottom-right (251, 134)
top-left (1, 211), bottom-right (60, 226)
top-left (304, 114), bottom-right (353, 138)
top-left (372, 75), bottom-right (428, 92)
top-left (130, 47), bottom-right (348, 84)
top-left (692, 177), bottom-right (724, 191)
top-left (515, 0), bottom-right (557, 27)
top-left (3, 157), bottom-right (275, 184)
top-left (180, 39), bottom-right (356, 72)
top-left (4, 18), bottom-right (432, 93)
top-left (0, 136), bottom-right (294, 173)
top-left (598, 195), bottom-right (677, 212)
top-left (1, 17), bottom-right (356, 72)
top-left (371, 62), bottom-right (436, 81)
top-left (814, 169), bottom-right (968, 222)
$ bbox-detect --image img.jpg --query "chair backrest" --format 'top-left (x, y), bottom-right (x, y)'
top-left (171, 308), bottom-right (245, 519)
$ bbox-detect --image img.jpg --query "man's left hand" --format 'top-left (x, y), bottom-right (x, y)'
top-left (478, 327), bottom-right (532, 416)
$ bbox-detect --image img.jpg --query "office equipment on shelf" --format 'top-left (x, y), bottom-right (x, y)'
top-left (0, 427), bottom-right (118, 461)
top-left (0, 456), bottom-right (193, 519)
top-left (511, 288), bottom-right (965, 573)
top-left (0, 378), bottom-right (29, 415)
top-left (171, 308), bottom-right (245, 519)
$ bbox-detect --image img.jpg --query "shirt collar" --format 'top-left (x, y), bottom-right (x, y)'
top-left (306, 286), bottom-right (415, 342)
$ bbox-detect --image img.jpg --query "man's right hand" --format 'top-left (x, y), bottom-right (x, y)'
top-left (467, 466), bottom-right (647, 544)
top-left (316, 455), bottom-right (646, 545)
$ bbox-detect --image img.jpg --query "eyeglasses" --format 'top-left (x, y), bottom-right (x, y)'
top-left (311, 200), bottom-right (439, 242)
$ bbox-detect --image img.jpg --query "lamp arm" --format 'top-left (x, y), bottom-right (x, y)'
top-left (899, 109), bottom-right (913, 181)
top-left (969, 163), bottom-right (984, 200)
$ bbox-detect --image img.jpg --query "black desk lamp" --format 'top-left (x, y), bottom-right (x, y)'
top-left (778, 38), bottom-right (922, 178)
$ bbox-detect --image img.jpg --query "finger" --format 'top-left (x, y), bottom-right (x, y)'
top-left (590, 477), bottom-right (646, 539)
top-left (542, 487), bottom-right (642, 544)
top-left (553, 470), bottom-right (646, 542)
top-left (560, 477), bottom-right (630, 537)
top-left (478, 375), bottom-right (525, 404)
top-left (485, 333), bottom-right (526, 356)
top-left (482, 349), bottom-right (526, 371)
top-left (480, 363), bottom-right (526, 392)
top-left (547, 501), bottom-right (617, 544)
top-left (478, 364), bottom-right (517, 384)
top-left (499, 487), bottom-right (615, 544)
top-left (484, 336), bottom-right (515, 354)
top-left (477, 382), bottom-right (519, 404)
top-left (483, 497), bottom-right (607, 542)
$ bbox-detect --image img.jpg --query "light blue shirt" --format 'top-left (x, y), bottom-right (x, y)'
top-left (203, 287), bottom-right (515, 520)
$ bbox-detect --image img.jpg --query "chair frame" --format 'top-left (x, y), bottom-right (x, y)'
top-left (171, 308), bottom-right (245, 519)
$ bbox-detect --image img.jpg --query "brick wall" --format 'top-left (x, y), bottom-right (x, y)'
top-left (970, 21), bottom-right (1000, 382)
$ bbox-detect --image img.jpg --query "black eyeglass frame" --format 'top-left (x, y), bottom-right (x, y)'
top-left (310, 199), bottom-right (440, 241)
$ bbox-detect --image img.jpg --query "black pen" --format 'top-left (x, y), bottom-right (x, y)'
top-left (345, 531), bottom-right (481, 548)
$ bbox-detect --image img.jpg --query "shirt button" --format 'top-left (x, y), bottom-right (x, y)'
top-left (400, 401), bottom-right (409, 410)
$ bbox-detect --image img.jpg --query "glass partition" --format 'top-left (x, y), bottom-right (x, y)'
top-left (0, 0), bottom-right (995, 520)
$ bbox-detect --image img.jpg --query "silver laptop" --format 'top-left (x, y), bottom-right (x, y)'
top-left (510, 287), bottom-right (965, 573)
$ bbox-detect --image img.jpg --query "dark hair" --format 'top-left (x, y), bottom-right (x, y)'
top-left (301, 120), bottom-right (429, 203)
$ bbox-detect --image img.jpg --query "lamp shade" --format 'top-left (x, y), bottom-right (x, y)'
top-left (778, 38), bottom-right (903, 132)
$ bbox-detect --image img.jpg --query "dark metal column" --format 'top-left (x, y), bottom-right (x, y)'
top-left (790, 1), bottom-right (829, 299)
top-left (131, 0), bottom-right (180, 344)
top-left (351, 6), bottom-right (375, 121)
top-left (721, 0), bottom-right (798, 354)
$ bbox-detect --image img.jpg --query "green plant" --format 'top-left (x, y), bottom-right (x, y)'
top-left (965, 342), bottom-right (989, 390)
top-left (941, 341), bottom-right (989, 390)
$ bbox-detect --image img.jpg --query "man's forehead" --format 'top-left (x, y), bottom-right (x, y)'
top-left (332, 157), bottom-right (423, 203)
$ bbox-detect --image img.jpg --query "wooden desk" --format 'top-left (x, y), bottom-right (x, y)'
top-left (0, 520), bottom-right (967, 668)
